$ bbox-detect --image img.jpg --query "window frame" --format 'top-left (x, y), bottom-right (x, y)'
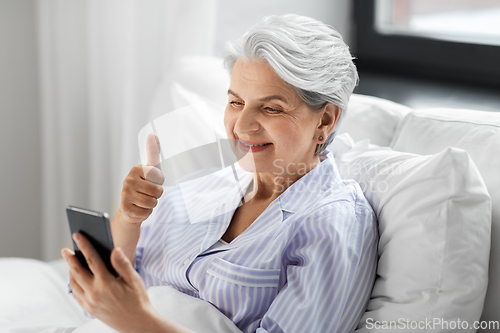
top-left (353, 0), bottom-right (500, 87)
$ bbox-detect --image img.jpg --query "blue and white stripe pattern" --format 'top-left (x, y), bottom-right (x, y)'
top-left (136, 152), bottom-right (378, 333)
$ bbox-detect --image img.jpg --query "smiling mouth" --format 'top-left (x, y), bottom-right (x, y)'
top-left (237, 140), bottom-right (272, 153)
top-left (241, 142), bottom-right (272, 147)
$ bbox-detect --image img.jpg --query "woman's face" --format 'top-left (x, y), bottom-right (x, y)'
top-left (224, 59), bottom-right (325, 176)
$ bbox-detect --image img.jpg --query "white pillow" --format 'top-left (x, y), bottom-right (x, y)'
top-left (390, 108), bottom-right (500, 326)
top-left (147, 56), bottom-right (228, 124)
top-left (338, 94), bottom-right (411, 147)
top-left (331, 134), bottom-right (491, 332)
top-left (170, 81), bottom-right (226, 138)
top-left (172, 55), bottom-right (229, 107)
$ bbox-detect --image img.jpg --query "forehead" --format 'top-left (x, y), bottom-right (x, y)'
top-left (230, 59), bottom-right (299, 102)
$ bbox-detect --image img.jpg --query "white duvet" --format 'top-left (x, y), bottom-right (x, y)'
top-left (0, 258), bottom-right (241, 333)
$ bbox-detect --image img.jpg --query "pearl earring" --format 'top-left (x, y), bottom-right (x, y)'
top-left (318, 136), bottom-right (323, 142)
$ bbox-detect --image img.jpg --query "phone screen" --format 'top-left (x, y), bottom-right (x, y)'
top-left (66, 206), bottom-right (118, 277)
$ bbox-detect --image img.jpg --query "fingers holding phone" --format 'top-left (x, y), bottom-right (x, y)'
top-left (120, 133), bottom-right (165, 225)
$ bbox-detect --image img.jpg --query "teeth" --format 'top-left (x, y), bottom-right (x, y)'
top-left (243, 142), bottom-right (270, 147)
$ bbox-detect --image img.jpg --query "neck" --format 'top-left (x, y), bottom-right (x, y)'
top-left (244, 155), bottom-right (322, 203)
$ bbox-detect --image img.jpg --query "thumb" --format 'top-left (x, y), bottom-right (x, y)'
top-left (146, 133), bottom-right (162, 170)
top-left (111, 247), bottom-right (139, 284)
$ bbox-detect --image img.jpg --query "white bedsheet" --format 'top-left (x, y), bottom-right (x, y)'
top-left (0, 258), bottom-right (90, 333)
top-left (0, 258), bottom-right (241, 333)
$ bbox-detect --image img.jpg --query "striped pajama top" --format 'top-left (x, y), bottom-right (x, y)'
top-left (135, 151), bottom-right (378, 333)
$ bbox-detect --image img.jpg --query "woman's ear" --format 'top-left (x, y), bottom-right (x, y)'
top-left (318, 103), bottom-right (340, 136)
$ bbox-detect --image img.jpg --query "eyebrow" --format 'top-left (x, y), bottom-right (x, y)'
top-left (228, 89), bottom-right (289, 104)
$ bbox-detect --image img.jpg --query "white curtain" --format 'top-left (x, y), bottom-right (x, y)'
top-left (37, 0), bottom-right (218, 261)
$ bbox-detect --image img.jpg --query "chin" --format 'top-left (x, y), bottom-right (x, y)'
top-left (236, 154), bottom-right (258, 173)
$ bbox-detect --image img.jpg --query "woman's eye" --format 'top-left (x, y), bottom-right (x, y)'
top-left (230, 101), bottom-right (243, 107)
top-left (264, 107), bottom-right (283, 113)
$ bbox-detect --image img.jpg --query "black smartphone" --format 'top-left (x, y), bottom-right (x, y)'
top-left (66, 206), bottom-right (118, 277)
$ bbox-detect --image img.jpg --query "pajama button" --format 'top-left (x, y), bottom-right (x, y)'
top-left (183, 258), bottom-right (190, 265)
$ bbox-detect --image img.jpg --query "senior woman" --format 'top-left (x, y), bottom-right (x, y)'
top-left (62, 14), bottom-right (377, 333)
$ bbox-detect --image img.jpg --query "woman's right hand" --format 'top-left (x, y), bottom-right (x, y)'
top-left (119, 133), bottom-right (165, 225)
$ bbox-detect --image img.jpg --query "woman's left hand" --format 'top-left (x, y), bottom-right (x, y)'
top-left (62, 233), bottom-right (159, 333)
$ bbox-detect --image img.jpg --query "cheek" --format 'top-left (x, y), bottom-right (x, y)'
top-left (275, 119), bottom-right (314, 148)
top-left (273, 120), bottom-right (302, 143)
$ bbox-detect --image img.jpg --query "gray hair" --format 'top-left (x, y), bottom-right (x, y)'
top-left (223, 14), bottom-right (359, 156)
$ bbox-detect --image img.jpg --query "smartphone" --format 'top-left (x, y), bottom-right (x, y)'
top-left (66, 206), bottom-right (118, 277)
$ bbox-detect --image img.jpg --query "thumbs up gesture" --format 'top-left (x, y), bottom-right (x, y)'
top-left (119, 133), bottom-right (165, 225)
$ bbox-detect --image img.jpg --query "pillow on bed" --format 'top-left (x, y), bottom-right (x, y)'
top-left (390, 108), bottom-right (500, 326)
top-left (332, 94), bottom-right (411, 147)
top-left (172, 55), bottom-right (229, 107)
top-left (331, 134), bottom-right (491, 332)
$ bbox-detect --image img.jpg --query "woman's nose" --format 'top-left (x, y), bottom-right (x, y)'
top-left (234, 106), bottom-right (260, 135)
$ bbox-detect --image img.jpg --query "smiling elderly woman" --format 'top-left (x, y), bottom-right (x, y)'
top-left (63, 14), bottom-right (377, 333)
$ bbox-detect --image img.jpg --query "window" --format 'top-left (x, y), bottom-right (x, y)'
top-left (376, 0), bottom-right (500, 46)
top-left (354, 0), bottom-right (500, 86)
